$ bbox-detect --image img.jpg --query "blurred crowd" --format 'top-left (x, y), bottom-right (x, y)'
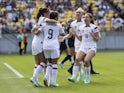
top-left (0, 0), bottom-right (124, 39)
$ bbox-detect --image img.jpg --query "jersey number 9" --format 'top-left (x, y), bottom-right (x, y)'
top-left (48, 29), bottom-right (53, 39)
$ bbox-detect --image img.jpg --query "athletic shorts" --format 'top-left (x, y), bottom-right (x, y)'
top-left (44, 49), bottom-right (60, 59)
top-left (68, 37), bottom-right (74, 48)
top-left (60, 41), bottom-right (67, 51)
top-left (75, 46), bottom-right (80, 52)
top-left (32, 42), bottom-right (43, 55)
top-left (79, 46), bottom-right (97, 54)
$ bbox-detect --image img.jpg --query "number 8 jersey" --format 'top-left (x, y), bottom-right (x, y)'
top-left (79, 23), bottom-right (99, 48)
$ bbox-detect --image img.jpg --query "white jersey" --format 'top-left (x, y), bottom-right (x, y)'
top-left (31, 16), bottom-right (46, 55)
top-left (79, 23), bottom-right (99, 48)
top-left (41, 23), bottom-right (64, 50)
top-left (32, 16), bottom-right (46, 44)
top-left (70, 19), bottom-right (85, 48)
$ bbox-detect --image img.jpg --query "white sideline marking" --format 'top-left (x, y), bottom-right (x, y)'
top-left (3, 62), bottom-right (24, 78)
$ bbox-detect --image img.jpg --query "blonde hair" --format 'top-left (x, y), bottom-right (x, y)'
top-left (76, 7), bottom-right (84, 14)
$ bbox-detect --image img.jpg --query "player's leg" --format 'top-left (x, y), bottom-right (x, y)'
top-left (84, 50), bottom-right (95, 84)
top-left (59, 41), bottom-right (67, 68)
top-left (31, 52), bottom-right (46, 87)
top-left (50, 58), bottom-right (59, 87)
top-left (90, 60), bottom-right (99, 74)
top-left (68, 50), bottom-right (85, 82)
top-left (67, 54), bottom-right (75, 75)
top-left (43, 50), bottom-right (51, 86)
top-left (44, 58), bottom-right (52, 87)
top-left (50, 50), bottom-right (60, 87)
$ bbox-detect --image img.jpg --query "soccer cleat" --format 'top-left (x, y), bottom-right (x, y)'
top-left (50, 83), bottom-right (59, 87)
top-left (37, 81), bottom-right (43, 87)
top-left (30, 77), bottom-right (43, 87)
top-left (68, 77), bottom-right (75, 83)
top-left (70, 61), bottom-right (74, 65)
top-left (77, 73), bottom-right (83, 81)
top-left (91, 70), bottom-right (100, 74)
top-left (84, 78), bottom-right (90, 84)
top-left (59, 63), bottom-right (64, 69)
top-left (43, 77), bottom-right (49, 87)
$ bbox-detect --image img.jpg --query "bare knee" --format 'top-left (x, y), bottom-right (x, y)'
top-left (75, 58), bottom-right (81, 66)
top-left (84, 59), bottom-right (90, 67)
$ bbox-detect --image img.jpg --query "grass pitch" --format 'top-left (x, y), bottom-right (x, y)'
top-left (0, 50), bottom-right (124, 93)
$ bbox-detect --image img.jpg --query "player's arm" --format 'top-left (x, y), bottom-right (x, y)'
top-left (90, 26), bottom-right (101, 41)
top-left (90, 31), bottom-right (100, 41)
top-left (70, 27), bottom-right (82, 41)
top-left (31, 25), bottom-right (41, 35)
top-left (45, 18), bottom-right (58, 23)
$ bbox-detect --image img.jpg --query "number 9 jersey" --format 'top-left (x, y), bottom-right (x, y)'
top-left (41, 23), bottom-right (64, 50)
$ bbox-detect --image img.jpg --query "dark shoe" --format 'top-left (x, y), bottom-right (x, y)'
top-left (67, 69), bottom-right (72, 75)
top-left (91, 70), bottom-right (100, 74)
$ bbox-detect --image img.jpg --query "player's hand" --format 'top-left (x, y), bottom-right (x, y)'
top-left (90, 30), bottom-right (95, 38)
top-left (58, 36), bottom-right (65, 42)
top-left (70, 28), bottom-right (76, 36)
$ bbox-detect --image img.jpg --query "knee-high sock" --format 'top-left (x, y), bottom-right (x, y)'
top-left (33, 64), bottom-right (38, 73)
top-left (33, 62), bottom-right (45, 80)
top-left (79, 61), bottom-right (83, 74)
top-left (51, 64), bottom-right (58, 84)
top-left (72, 66), bottom-right (79, 79)
top-left (84, 66), bottom-right (91, 80)
top-left (44, 63), bottom-right (52, 81)
top-left (61, 55), bottom-right (72, 64)
top-left (90, 60), bottom-right (93, 72)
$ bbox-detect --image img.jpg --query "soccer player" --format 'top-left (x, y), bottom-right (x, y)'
top-left (63, 7), bottom-right (85, 81)
top-left (42, 11), bottom-right (65, 87)
top-left (59, 20), bottom-right (75, 68)
top-left (30, 7), bottom-right (50, 87)
top-left (30, 7), bottom-right (57, 87)
top-left (68, 13), bottom-right (101, 84)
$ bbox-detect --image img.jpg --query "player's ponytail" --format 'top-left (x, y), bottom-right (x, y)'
top-left (36, 7), bottom-right (43, 22)
top-left (36, 7), bottom-right (49, 22)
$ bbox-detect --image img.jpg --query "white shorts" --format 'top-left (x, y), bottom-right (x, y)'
top-left (75, 46), bottom-right (80, 52)
top-left (79, 46), bottom-right (97, 54)
top-left (32, 42), bottom-right (43, 55)
top-left (44, 49), bottom-right (60, 59)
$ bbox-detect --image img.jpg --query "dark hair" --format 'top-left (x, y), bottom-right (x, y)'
top-left (49, 11), bottom-right (58, 20)
top-left (36, 7), bottom-right (49, 22)
top-left (86, 13), bottom-right (94, 24)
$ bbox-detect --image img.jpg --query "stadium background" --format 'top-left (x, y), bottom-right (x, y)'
top-left (0, 0), bottom-right (124, 53)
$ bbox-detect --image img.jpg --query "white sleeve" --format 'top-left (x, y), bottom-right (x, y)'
top-left (37, 17), bottom-right (46, 26)
top-left (93, 26), bottom-right (99, 33)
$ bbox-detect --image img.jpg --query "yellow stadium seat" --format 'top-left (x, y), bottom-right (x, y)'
top-left (93, 7), bottom-right (98, 13)
top-left (118, 3), bottom-right (123, 9)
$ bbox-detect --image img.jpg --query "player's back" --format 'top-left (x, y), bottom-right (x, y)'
top-left (42, 23), bottom-right (64, 50)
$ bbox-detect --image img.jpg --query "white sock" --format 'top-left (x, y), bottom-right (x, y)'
top-left (44, 64), bottom-right (47, 75)
top-left (72, 66), bottom-right (79, 79)
top-left (51, 64), bottom-right (58, 84)
top-left (33, 64), bottom-right (38, 73)
top-left (84, 66), bottom-right (91, 80)
top-left (33, 62), bottom-right (45, 80)
top-left (44, 63), bottom-right (52, 80)
top-left (79, 61), bottom-right (83, 75)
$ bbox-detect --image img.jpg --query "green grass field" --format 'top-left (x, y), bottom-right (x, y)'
top-left (0, 50), bottom-right (124, 93)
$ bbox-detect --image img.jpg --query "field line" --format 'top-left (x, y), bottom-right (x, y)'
top-left (3, 62), bottom-right (24, 78)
